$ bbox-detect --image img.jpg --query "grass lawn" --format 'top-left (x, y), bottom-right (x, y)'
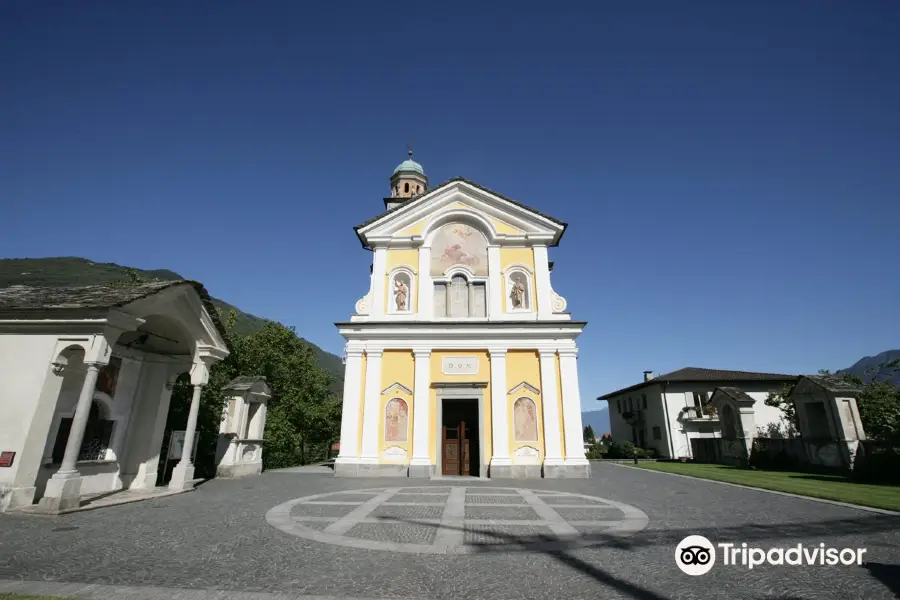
top-left (629, 462), bottom-right (900, 512)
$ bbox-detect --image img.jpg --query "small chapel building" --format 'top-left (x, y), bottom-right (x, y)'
top-left (334, 154), bottom-right (590, 478)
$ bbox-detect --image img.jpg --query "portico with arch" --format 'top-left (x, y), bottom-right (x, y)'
top-left (0, 281), bottom-right (230, 513)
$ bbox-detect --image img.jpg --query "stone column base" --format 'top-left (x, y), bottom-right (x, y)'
top-left (408, 463), bottom-right (436, 478)
top-left (216, 462), bottom-right (263, 478)
top-left (488, 459), bottom-right (513, 479)
top-left (0, 486), bottom-right (36, 512)
top-left (544, 460), bottom-right (591, 479)
top-left (38, 474), bottom-right (83, 514)
top-left (168, 462), bottom-right (197, 491)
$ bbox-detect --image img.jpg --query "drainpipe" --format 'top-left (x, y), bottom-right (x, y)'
top-left (660, 380), bottom-right (676, 459)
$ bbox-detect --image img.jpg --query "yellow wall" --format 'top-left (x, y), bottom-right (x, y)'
top-left (506, 351), bottom-right (544, 460)
top-left (384, 249), bottom-right (419, 311)
top-left (378, 350), bottom-right (415, 461)
top-left (500, 247), bottom-right (537, 307)
top-left (490, 216), bottom-right (523, 235)
top-left (555, 353), bottom-right (566, 458)
top-left (429, 350), bottom-right (492, 464)
top-left (356, 353), bottom-right (368, 457)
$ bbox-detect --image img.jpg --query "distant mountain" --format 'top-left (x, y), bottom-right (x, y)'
top-left (581, 408), bottom-right (610, 436)
top-left (0, 257), bottom-right (344, 393)
top-left (839, 350), bottom-right (900, 385)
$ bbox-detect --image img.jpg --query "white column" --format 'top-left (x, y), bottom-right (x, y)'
top-left (489, 348), bottom-right (511, 466)
top-left (538, 350), bottom-right (563, 463)
top-left (417, 245), bottom-right (432, 319)
top-left (169, 358), bottom-right (211, 490)
top-left (559, 348), bottom-right (589, 464)
top-left (533, 244), bottom-right (553, 320)
top-left (409, 348), bottom-right (432, 469)
top-left (56, 362), bottom-right (103, 476)
top-left (371, 247), bottom-right (388, 317)
top-left (487, 245), bottom-right (503, 320)
top-left (467, 282), bottom-right (476, 317)
top-left (336, 349), bottom-right (364, 460)
top-left (358, 349), bottom-right (383, 462)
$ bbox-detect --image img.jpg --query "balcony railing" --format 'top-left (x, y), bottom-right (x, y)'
top-left (679, 406), bottom-right (717, 421)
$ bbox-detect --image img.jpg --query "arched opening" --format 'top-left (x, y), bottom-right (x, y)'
top-left (721, 404), bottom-right (739, 440)
top-left (390, 271), bottom-right (413, 313)
top-left (404, 182), bottom-right (410, 194)
top-left (507, 271), bottom-right (531, 311)
top-left (51, 399), bottom-right (115, 463)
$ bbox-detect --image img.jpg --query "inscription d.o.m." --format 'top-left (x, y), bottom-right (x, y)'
top-left (441, 356), bottom-right (479, 375)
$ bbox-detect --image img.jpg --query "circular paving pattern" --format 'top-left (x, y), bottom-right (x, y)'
top-left (265, 486), bottom-right (649, 554)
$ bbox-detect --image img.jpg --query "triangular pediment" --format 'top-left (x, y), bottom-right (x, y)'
top-left (381, 382), bottom-right (413, 396)
top-left (356, 178), bottom-right (566, 248)
top-left (508, 381), bottom-right (540, 395)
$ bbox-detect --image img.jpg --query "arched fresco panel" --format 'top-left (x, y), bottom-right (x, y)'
top-left (430, 222), bottom-right (488, 276)
top-left (513, 397), bottom-right (538, 442)
top-left (384, 398), bottom-right (409, 443)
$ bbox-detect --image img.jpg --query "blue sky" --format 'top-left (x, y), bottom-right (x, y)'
top-left (2, 1), bottom-right (898, 416)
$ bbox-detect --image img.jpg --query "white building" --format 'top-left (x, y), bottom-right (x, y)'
top-left (0, 281), bottom-right (230, 513)
top-left (598, 368), bottom-right (798, 459)
top-left (333, 153), bottom-right (590, 478)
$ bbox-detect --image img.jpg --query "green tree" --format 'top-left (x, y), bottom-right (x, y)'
top-left (583, 424), bottom-right (595, 442)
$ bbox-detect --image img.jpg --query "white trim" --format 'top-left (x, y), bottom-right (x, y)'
top-left (559, 352), bottom-right (588, 463)
top-left (533, 245), bottom-right (553, 320)
top-left (370, 248), bottom-right (388, 317)
top-left (358, 350), bottom-right (383, 461)
top-left (336, 352), bottom-right (364, 460)
top-left (508, 381), bottom-right (540, 395)
top-left (422, 209), bottom-right (498, 246)
top-left (359, 181), bottom-right (563, 245)
top-left (487, 246), bottom-right (503, 320)
top-left (489, 348), bottom-right (510, 463)
top-left (409, 349), bottom-right (432, 466)
top-left (538, 350), bottom-right (563, 461)
top-left (381, 382), bottom-right (413, 396)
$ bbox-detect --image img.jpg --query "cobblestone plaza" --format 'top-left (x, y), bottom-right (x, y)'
top-left (1, 463), bottom-right (899, 600)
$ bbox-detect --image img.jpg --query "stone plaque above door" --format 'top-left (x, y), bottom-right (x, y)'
top-left (441, 356), bottom-right (479, 375)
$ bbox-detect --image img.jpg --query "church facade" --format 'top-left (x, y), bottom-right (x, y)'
top-left (334, 155), bottom-right (589, 478)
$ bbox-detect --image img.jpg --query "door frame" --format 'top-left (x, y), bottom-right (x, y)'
top-left (434, 383), bottom-right (486, 478)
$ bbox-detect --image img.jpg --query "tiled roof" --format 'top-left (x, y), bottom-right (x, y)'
top-left (222, 376), bottom-right (269, 391)
top-left (799, 374), bottom-right (863, 395)
top-left (713, 386), bottom-right (757, 404)
top-left (353, 177), bottom-right (568, 248)
top-left (597, 367), bottom-right (799, 400)
top-left (0, 280), bottom-right (230, 345)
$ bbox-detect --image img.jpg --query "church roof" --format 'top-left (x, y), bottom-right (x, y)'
top-left (0, 280), bottom-right (230, 344)
top-left (222, 375), bottom-right (270, 392)
top-left (354, 176), bottom-right (568, 249)
top-left (795, 374), bottom-right (863, 395)
top-left (597, 367), bottom-right (798, 400)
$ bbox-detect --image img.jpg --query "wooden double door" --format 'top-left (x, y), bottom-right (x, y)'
top-left (441, 421), bottom-right (471, 476)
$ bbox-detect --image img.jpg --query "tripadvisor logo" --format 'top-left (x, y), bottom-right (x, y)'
top-left (675, 535), bottom-right (867, 576)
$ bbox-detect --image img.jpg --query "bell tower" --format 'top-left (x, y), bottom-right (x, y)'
top-left (385, 147), bottom-right (428, 209)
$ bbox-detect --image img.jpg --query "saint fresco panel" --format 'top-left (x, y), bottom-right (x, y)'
top-left (384, 398), bottom-right (409, 442)
top-left (430, 222), bottom-right (488, 276)
top-left (513, 397), bottom-right (538, 441)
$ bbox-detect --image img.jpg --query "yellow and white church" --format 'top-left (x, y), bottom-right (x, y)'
top-left (333, 154), bottom-right (589, 478)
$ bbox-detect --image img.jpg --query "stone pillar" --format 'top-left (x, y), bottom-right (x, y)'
top-left (409, 348), bottom-right (433, 477)
top-left (533, 245), bottom-right (553, 320)
top-left (558, 348), bottom-right (590, 477)
top-left (371, 247), bottom-right (388, 317)
top-left (488, 348), bottom-right (512, 477)
top-left (538, 350), bottom-right (564, 476)
top-left (487, 245), bottom-right (503, 319)
top-left (169, 359), bottom-right (210, 491)
top-left (357, 349), bottom-right (383, 471)
top-left (335, 348), bottom-right (365, 475)
top-left (417, 245), bottom-right (432, 319)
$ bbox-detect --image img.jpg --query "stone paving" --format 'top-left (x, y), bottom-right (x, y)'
top-left (0, 463), bottom-right (899, 600)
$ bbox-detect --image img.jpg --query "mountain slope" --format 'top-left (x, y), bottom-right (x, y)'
top-left (839, 350), bottom-right (900, 385)
top-left (0, 257), bottom-right (344, 392)
top-left (581, 408), bottom-right (610, 436)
